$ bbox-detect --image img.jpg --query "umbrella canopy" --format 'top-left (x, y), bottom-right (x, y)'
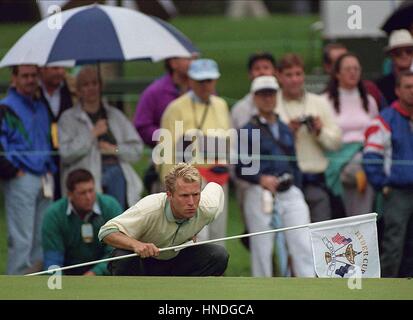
top-left (381, 1), bottom-right (413, 35)
top-left (0, 3), bottom-right (198, 67)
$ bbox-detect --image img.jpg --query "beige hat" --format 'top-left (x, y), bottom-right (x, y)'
top-left (250, 76), bottom-right (279, 93)
top-left (385, 29), bottom-right (413, 53)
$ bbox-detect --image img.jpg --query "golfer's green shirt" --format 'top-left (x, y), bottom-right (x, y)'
top-left (98, 182), bottom-right (224, 260)
top-left (42, 194), bottom-right (123, 275)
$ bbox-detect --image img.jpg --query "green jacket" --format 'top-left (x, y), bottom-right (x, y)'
top-left (42, 193), bottom-right (122, 275)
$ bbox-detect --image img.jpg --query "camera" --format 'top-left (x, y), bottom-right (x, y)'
top-left (298, 115), bottom-right (315, 131)
top-left (277, 173), bottom-right (294, 192)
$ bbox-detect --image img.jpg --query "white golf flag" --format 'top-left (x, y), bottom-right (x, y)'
top-left (309, 213), bottom-right (380, 278)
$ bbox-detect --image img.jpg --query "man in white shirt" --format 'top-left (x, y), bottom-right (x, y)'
top-left (39, 66), bottom-right (74, 200)
top-left (99, 163), bottom-right (229, 276)
top-left (39, 66), bottom-right (74, 122)
top-left (231, 52), bottom-right (277, 130)
top-left (275, 53), bottom-right (342, 222)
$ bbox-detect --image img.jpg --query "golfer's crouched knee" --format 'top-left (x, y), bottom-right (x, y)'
top-left (208, 245), bottom-right (230, 276)
top-left (107, 245), bottom-right (230, 276)
top-left (108, 249), bottom-right (142, 276)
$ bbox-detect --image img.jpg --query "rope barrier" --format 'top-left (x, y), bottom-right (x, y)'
top-left (1, 149), bottom-right (413, 166)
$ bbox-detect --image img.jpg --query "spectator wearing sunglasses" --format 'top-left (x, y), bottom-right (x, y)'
top-left (376, 29), bottom-right (413, 105)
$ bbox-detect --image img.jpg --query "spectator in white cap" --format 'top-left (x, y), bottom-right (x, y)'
top-left (236, 75), bottom-right (314, 277)
top-left (376, 29), bottom-right (413, 104)
top-left (230, 53), bottom-right (277, 250)
top-left (160, 58), bottom-right (232, 247)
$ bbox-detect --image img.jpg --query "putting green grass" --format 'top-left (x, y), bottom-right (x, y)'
top-left (0, 276), bottom-right (411, 300)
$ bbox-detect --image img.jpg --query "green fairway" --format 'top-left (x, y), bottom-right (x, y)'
top-left (0, 276), bottom-right (411, 300)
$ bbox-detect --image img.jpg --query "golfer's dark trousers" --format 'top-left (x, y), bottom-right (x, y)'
top-left (108, 244), bottom-right (229, 276)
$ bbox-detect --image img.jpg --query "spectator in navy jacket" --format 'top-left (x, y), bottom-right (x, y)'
top-left (236, 76), bottom-right (314, 277)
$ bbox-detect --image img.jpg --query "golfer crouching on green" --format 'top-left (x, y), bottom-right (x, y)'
top-left (98, 163), bottom-right (229, 276)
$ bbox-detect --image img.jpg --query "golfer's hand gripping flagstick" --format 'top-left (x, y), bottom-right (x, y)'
top-left (25, 213), bottom-right (377, 276)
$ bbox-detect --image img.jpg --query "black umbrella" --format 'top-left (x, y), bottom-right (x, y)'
top-left (382, 1), bottom-right (413, 34)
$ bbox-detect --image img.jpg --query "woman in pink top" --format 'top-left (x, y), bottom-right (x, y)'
top-left (324, 53), bottom-right (378, 216)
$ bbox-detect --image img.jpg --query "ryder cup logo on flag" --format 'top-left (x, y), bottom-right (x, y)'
top-left (309, 213), bottom-right (380, 278)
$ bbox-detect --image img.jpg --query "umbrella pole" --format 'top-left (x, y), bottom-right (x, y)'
top-left (97, 62), bottom-right (103, 107)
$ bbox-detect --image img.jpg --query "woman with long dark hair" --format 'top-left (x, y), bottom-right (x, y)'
top-left (324, 53), bottom-right (379, 216)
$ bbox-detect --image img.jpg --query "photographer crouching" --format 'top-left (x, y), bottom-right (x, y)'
top-left (236, 76), bottom-right (315, 277)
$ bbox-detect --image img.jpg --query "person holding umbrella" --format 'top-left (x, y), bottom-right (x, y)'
top-left (39, 66), bottom-right (75, 200)
top-left (58, 66), bottom-right (144, 210)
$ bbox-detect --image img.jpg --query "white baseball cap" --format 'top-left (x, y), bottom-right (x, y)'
top-left (250, 76), bottom-right (279, 93)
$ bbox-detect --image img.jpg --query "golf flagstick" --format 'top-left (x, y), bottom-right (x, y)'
top-left (25, 213), bottom-right (377, 276)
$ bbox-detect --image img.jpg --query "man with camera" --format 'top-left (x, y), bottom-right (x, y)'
top-left (275, 54), bottom-right (342, 223)
top-left (236, 76), bottom-right (314, 277)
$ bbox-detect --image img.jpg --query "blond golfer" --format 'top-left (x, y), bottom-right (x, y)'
top-left (98, 163), bottom-right (229, 276)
